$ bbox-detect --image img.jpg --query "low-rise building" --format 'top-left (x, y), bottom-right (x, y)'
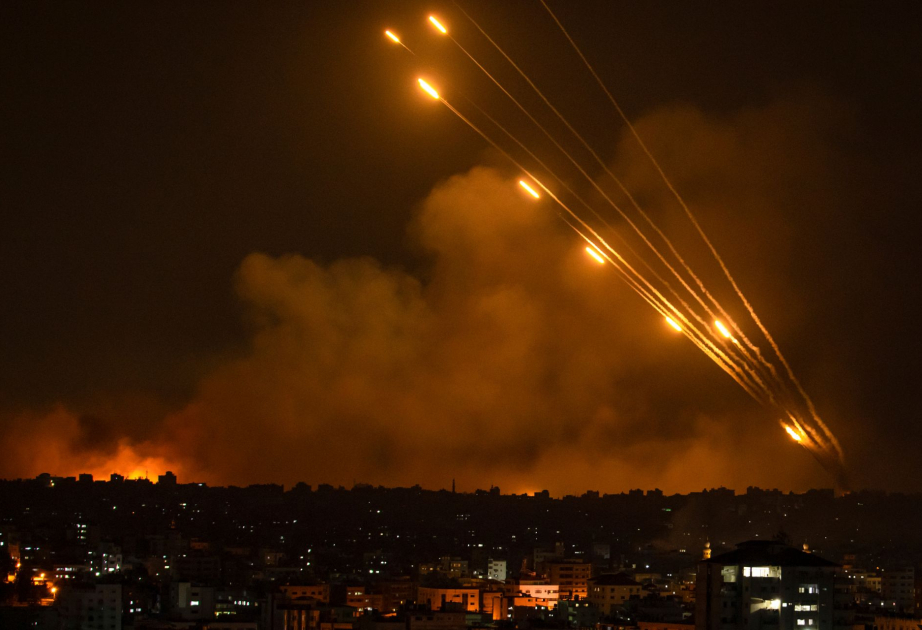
top-left (588, 573), bottom-right (642, 614)
top-left (417, 587), bottom-right (480, 612)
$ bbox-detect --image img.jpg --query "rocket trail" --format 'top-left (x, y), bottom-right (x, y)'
top-left (459, 96), bottom-right (771, 402)
top-left (441, 8), bottom-right (780, 406)
top-left (446, 3), bottom-right (775, 386)
top-left (398, 4), bottom-right (843, 484)
top-left (434, 93), bottom-right (768, 402)
top-left (384, 29), bottom-right (415, 55)
top-left (537, 0), bottom-right (844, 474)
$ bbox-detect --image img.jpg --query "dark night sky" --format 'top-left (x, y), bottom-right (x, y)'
top-left (1, 1), bottom-right (920, 493)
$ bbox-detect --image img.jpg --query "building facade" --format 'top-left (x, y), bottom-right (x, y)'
top-left (695, 540), bottom-right (840, 630)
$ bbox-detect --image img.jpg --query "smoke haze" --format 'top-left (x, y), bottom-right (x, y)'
top-left (0, 94), bottom-right (899, 493)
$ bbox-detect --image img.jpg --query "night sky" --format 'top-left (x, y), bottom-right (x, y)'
top-left (2, 1), bottom-right (920, 494)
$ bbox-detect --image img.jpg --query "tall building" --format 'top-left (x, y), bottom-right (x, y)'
top-left (880, 568), bottom-right (915, 613)
top-left (695, 540), bottom-right (839, 630)
top-left (545, 560), bottom-right (592, 600)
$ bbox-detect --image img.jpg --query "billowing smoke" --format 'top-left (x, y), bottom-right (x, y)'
top-left (1, 94), bottom-right (855, 493)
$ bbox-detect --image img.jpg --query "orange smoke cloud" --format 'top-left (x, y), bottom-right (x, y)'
top-left (1, 94), bottom-right (851, 493)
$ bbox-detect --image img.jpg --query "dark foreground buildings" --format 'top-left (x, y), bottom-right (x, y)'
top-left (2, 475), bottom-right (922, 629)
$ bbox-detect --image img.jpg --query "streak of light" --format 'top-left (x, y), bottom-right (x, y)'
top-left (437, 95), bottom-right (767, 403)
top-left (385, 30), bottom-right (400, 43)
top-left (785, 425), bottom-right (803, 443)
top-left (540, 0), bottom-right (813, 440)
top-left (518, 180), bottom-right (540, 198)
top-left (428, 15), bottom-right (447, 34)
top-left (585, 246), bottom-right (605, 264)
top-left (447, 3), bottom-right (770, 377)
top-left (666, 317), bottom-right (682, 332)
top-left (715, 320), bottom-right (732, 338)
top-left (417, 78), bottom-right (439, 99)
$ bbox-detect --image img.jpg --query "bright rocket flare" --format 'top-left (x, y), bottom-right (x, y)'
top-left (665, 317), bottom-right (682, 332)
top-left (418, 78), bottom-right (440, 99)
top-left (585, 246), bottom-right (605, 264)
top-left (385, 30), bottom-right (401, 43)
top-left (714, 320), bottom-right (732, 338)
top-left (518, 180), bottom-right (540, 198)
top-left (785, 425), bottom-right (803, 443)
top-left (428, 16), bottom-right (448, 34)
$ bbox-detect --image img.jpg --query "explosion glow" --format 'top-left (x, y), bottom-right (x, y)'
top-left (665, 317), bottom-right (682, 332)
top-left (428, 16), bottom-right (447, 34)
top-left (585, 246), bottom-right (605, 264)
top-left (417, 78), bottom-right (440, 100)
top-left (785, 425), bottom-right (804, 443)
top-left (518, 180), bottom-right (540, 198)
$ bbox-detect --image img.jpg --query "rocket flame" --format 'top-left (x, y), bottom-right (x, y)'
top-left (417, 78), bottom-right (440, 100)
top-left (585, 246), bottom-right (605, 264)
top-left (785, 425), bottom-right (803, 443)
top-left (665, 317), bottom-right (682, 332)
top-left (428, 16), bottom-right (448, 34)
top-left (518, 180), bottom-right (540, 198)
top-left (714, 320), bottom-right (732, 338)
top-left (385, 30), bottom-right (401, 44)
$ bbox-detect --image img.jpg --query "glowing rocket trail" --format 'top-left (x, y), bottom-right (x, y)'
top-left (453, 3), bottom-right (806, 408)
top-left (433, 92), bottom-right (757, 395)
top-left (428, 16), bottom-right (448, 34)
top-left (444, 3), bottom-right (765, 369)
top-left (518, 180), bottom-right (540, 198)
top-left (446, 89), bottom-right (770, 403)
top-left (452, 96), bottom-right (768, 399)
top-left (417, 78), bottom-right (440, 100)
top-left (585, 246), bottom-right (605, 264)
top-left (449, 2), bottom-right (785, 403)
top-left (537, 0), bottom-right (844, 480)
top-left (397, 7), bottom-right (842, 473)
top-left (384, 29), bottom-right (415, 54)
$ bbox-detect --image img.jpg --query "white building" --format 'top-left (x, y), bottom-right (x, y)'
top-left (488, 559), bottom-right (507, 581)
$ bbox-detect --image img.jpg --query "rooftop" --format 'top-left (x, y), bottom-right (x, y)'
top-left (589, 572), bottom-right (641, 586)
top-left (704, 540), bottom-right (838, 568)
